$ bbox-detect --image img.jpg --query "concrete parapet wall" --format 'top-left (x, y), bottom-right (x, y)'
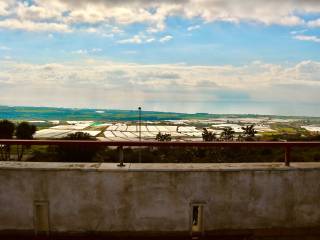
top-left (0, 162), bottom-right (319, 236)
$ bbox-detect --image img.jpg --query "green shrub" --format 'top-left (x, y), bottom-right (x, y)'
top-left (0, 120), bottom-right (15, 161)
top-left (16, 122), bottom-right (37, 161)
top-left (56, 132), bottom-right (101, 162)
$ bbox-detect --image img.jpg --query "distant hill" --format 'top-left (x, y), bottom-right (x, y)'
top-left (0, 105), bottom-right (318, 121)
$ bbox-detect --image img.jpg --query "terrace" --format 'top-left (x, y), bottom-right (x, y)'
top-left (0, 139), bottom-right (320, 239)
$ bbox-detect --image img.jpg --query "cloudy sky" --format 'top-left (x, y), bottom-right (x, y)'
top-left (1, 0), bottom-right (320, 116)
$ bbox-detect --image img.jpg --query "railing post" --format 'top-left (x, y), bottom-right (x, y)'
top-left (117, 146), bottom-right (125, 167)
top-left (284, 146), bottom-right (291, 167)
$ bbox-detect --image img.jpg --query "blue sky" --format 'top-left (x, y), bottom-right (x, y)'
top-left (1, 0), bottom-right (320, 116)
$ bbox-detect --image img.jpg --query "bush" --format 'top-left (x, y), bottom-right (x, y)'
top-left (0, 120), bottom-right (15, 139)
top-left (220, 127), bottom-right (235, 141)
top-left (15, 122), bottom-right (37, 161)
top-left (0, 120), bottom-right (15, 161)
top-left (241, 124), bottom-right (257, 141)
top-left (202, 128), bottom-right (217, 141)
top-left (16, 122), bottom-right (36, 139)
top-left (55, 132), bottom-right (101, 162)
top-left (155, 132), bottom-right (172, 141)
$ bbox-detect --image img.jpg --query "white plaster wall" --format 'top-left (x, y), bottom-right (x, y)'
top-left (0, 162), bottom-right (319, 234)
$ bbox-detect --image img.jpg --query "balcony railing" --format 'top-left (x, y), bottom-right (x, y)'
top-left (1, 139), bottom-right (320, 167)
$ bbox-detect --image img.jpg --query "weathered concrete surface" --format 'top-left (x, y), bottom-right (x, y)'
top-left (0, 162), bottom-right (319, 236)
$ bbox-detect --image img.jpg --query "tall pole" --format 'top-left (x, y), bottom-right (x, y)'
top-left (138, 107), bottom-right (141, 142)
top-left (138, 107), bottom-right (142, 162)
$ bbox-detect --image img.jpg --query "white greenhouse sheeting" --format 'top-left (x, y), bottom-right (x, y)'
top-left (36, 130), bottom-right (101, 139)
top-left (126, 126), bottom-right (137, 132)
top-left (106, 125), bottom-right (118, 131)
top-left (139, 126), bottom-right (148, 132)
top-left (146, 126), bottom-right (158, 132)
top-left (148, 132), bottom-right (158, 136)
top-left (211, 124), bottom-right (243, 133)
top-left (122, 132), bottom-right (138, 138)
top-left (106, 137), bottom-right (129, 141)
top-left (169, 132), bottom-right (187, 137)
top-left (116, 125), bottom-right (128, 131)
top-left (67, 121), bottom-right (94, 125)
top-left (140, 132), bottom-right (155, 138)
top-left (51, 124), bottom-right (91, 130)
top-left (34, 129), bottom-right (72, 139)
top-left (49, 120), bottom-right (60, 125)
top-left (178, 126), bottom-right (197, 132)
top-left (302, 126), bottom-right (320, 132)
top-left (35, 129), bottom-right (58, 135)
top-left (104, 131), bottom-right (116, 138)
top-left (113, 131), bottom-right (129, 138)
top-left (155, 126), bottom-right (168, 132)
top-left (164, 126), bottom-right (178, 132)
top-left (80, 131), bottom-right (101, 137)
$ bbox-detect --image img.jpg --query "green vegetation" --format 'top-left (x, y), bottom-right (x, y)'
top-left (16, 122), bottom-right (37, 161)
top-left (240, 124), bottom-right (258, 141)
top-left (1, 114), bottom-right (320, 163)
top-left (54, 132), bottom-right (100, 162)
top-left (0, 120), bottom-right (15, 161)
top-left (220, 127), bottom-right (235, 141)
top-left (202, 128), bottom-right (217, 142)
top-left (156, 132), bottom-right (172, 141)
top-left (2, 105), bottom-right (320, 122)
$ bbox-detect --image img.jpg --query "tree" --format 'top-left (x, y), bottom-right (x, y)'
top-left (202, 128), bottom-right (217, 142)
top-left (15, 122), bottom-right (36, 161)
top-left (241, 124), bottom-right (257, 141)
top-left (0, 120), bottom-right (15, 161)
top-left (155, 132), bottom-right (172, 141)
top-left (220, 127), bottom-right (235, 141)
top-left (56, 132), bottom-right (100, 162)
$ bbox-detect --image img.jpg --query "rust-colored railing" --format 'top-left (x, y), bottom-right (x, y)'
top-left (1, 139), bottom-right (320, 167)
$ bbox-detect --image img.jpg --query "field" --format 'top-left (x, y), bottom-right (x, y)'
top-left (1, 105), bottom-right (320, 142)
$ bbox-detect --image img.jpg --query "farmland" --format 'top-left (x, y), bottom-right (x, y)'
top-left (1, 105), bottom-right (320, 141)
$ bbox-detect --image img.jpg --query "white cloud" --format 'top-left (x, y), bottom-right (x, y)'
top-left (91, 48), bottom-right (102, 52)
top-left (118, 35), bottom-right (143, 44)
top-left (0, 0), bottom-right (13, 16)
top-left (111, 27), bottom-right (123, 34)
top-left (72, 48), bottom-right (103, 54)
top-left (145, 38), bottom-right (155, 43)
top-left (0, 45), bottom-right (10, 50)
top-left (1, 59), bottom-right (320, 114)
top-left (187, 25), bottom-right (200, 31)
top-left (159, 35), bottom-right (172, 43)
top-left (118, 34), bottom-right (155, 44)
top-left (290, 29), bottom-right (307, 35)
top-left (1, 59), bottom-right (320, 93)
top-left (294, 34), bottom-right (320, 43)
top-left (0, 19), bottom-right (71, 32)
top-left (307, 18), bottom-right (320, 28)
top-left (0, 0), bottom-right (319, 33)
top-left (15, 1), bottom-right (62, 21)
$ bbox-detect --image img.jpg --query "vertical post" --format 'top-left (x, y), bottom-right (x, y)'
top-left (285, 146), bottom-right (291, 167)
top-left (138, 107), bottom-right (141, 142)
top-left (138, 107), bottom-right (142, 163)
top-left (117, 146), bottom-right (125, 167)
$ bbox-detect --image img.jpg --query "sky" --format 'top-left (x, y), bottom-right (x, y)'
top-left (0, 1), bottom-right (320, 116)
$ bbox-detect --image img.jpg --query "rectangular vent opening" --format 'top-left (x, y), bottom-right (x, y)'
top-left (34, 201), bottom-right (49, 235)
top-left (191, 203), bottom-right (204, 235)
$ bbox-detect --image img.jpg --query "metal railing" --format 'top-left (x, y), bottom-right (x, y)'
top-left (1, 139), bottom-right (320, 167)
